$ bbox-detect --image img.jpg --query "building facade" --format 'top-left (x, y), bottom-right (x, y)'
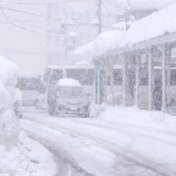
top-left (46, 0), bottom-right (98, 66)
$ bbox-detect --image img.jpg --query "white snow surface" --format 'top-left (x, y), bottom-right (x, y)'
top-left (0, 57), bottom-right (52, 176)
top-left (0, 131), bottom-right (56, 176)
top-left (57, 78), bottom-right (82, 87)
top-left (112, 0), bottom-right (176, 10)
top-left (21, 107), bottom-right (176, 175)
top-left (112, 22), bottom-right (126, 30)
top-left (93, 30), bottom-right (125, 57)
top-left (99, 106), bottom-right (176, 131)
top-left (0, 56), bottom-right (21, 150)
top-left (121, 3), bottom-right (176, 47)
top-left (20, 119), bottom-right (117, 176)
top-left (73, 41), bottom-right (94, 63)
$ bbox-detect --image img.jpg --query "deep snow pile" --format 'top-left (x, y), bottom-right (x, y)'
top-left (121, 3), bottom-right (176, 47)
top-left (0, 131), bottom-right (56, 176)
top-left (99, 106), bottom-right (176, 131)
top-left (0, 57), bottom-right (56, 176)
top-left (0, 56), bottom-right (21, 150)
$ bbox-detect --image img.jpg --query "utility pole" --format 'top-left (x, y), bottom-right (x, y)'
top-left (97, 0), bottom-right (102, 34)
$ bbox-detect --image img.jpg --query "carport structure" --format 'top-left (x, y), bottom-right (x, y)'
top-left (96, 4), bottom-right (176, 113)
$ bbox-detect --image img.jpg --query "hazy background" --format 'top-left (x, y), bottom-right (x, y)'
top-left (0, 0), bottom-right (176, 75)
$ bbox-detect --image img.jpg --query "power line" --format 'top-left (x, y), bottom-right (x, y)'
top-left (0, 7), bottom-right (66, 37)
top-left (0, 45), bottom-right (44, 54)
top-left (105, 0), bottom-right (120, 8)
top-left (7, 7), bottom-right (51, 19)
top-left (126, 0), bottom-right (131, 7)
top-left (0, 0), bottom-right (82, 5)
top-left (102, 2), bottom-right (118, 18)
top-left (5, 7), bottom-right (102, 22)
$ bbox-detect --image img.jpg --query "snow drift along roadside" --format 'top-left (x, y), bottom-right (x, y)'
top-left (0, 56), bottom-right (56, 176)
top-left (0, 56), bottom-right (21, 150)
top-left (99, 106), bottom-right (176, 132)
top-left (0, 131), bottom-right (56, 176)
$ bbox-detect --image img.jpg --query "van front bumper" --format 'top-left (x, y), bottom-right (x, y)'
top-left (56, 104), bottom-right (89, 114)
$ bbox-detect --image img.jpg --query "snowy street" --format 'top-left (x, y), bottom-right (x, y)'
top-left (20, 108), bottom-right (176, 176)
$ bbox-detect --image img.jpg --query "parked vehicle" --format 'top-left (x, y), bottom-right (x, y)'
top-left (48, 78), bottom-right (91, 117)
top-left (17, 73), bottom-right (42, 107)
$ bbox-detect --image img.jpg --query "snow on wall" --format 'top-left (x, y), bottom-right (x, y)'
top-left (121, 3), bottom-right (176, 47)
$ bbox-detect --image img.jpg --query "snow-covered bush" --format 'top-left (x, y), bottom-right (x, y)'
top-left (0, 56), bottom-right (21, 150)
top-left (0, 56), bottom-right (25, 175)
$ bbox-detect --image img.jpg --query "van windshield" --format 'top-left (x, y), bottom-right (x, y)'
top-left (59, 87), bottom-right (83, 96)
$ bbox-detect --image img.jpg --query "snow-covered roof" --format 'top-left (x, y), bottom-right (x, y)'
top-left (57, 78), bottom-right (82, 87)
top-left (115, 0), bottom-right (176, 10)
top-left (93, 31), bottom-right (125, 57)
top-left (73, 41), bottom-right (94, 63)
top-left (121, 3), bottom-right (176, 47)
top-left (112, 22), bottom-right (126, 31)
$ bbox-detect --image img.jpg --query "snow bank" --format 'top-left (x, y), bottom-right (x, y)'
top-left (0, 56), bottom-right (21, 150)
top-left (58, 78), bottom-right (82, 87)
top-left (0, 131), bottom-right (56, 176)
top-left (99, 106), bottom-right (176, 131)
top-left (0, 57), bottom-right (56, 176)
top-left (121, 3), bottom-right (176, 47)
top-left (93, 31), bottom-right (125, 57)
top-left (0, 56), bottom-right (24, 175)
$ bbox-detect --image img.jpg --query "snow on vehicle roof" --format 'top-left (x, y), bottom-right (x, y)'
top-left (121, 3), bottom-right (176, 47)
top-left (74, 60), bottom-right (91, 67)
top-left (57, 78), bottom-right (82, 87)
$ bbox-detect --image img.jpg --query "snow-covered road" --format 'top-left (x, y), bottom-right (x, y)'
top-left (20, 110), bottom-right (176, 176)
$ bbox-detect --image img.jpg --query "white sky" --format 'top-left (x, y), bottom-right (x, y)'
top-left (0, 0), bottom-right (175, 74)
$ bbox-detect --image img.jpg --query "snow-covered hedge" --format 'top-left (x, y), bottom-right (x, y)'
top-left (0, 56), bottom-right (22, 150)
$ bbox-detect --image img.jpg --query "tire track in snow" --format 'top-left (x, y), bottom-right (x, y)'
top-left (22, 115), bottom-right (172, 176)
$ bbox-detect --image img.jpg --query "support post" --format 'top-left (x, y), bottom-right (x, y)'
top-left (160, 45), bottom-right (166, 113)
top-left (122, 55), bottom-right (127, 106)
top-left (97, 0), bottom-right (102, 33)
top-left (147, 48), bottom-right (154, 110)
top-left (110, 60), bottom-right (114, 105)
top-left (135, 55), bottom-right (140, 107)
top-left (167, 48), bottom-right (171, 108)
top-left (97, 69), bottom-right (100, 105)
